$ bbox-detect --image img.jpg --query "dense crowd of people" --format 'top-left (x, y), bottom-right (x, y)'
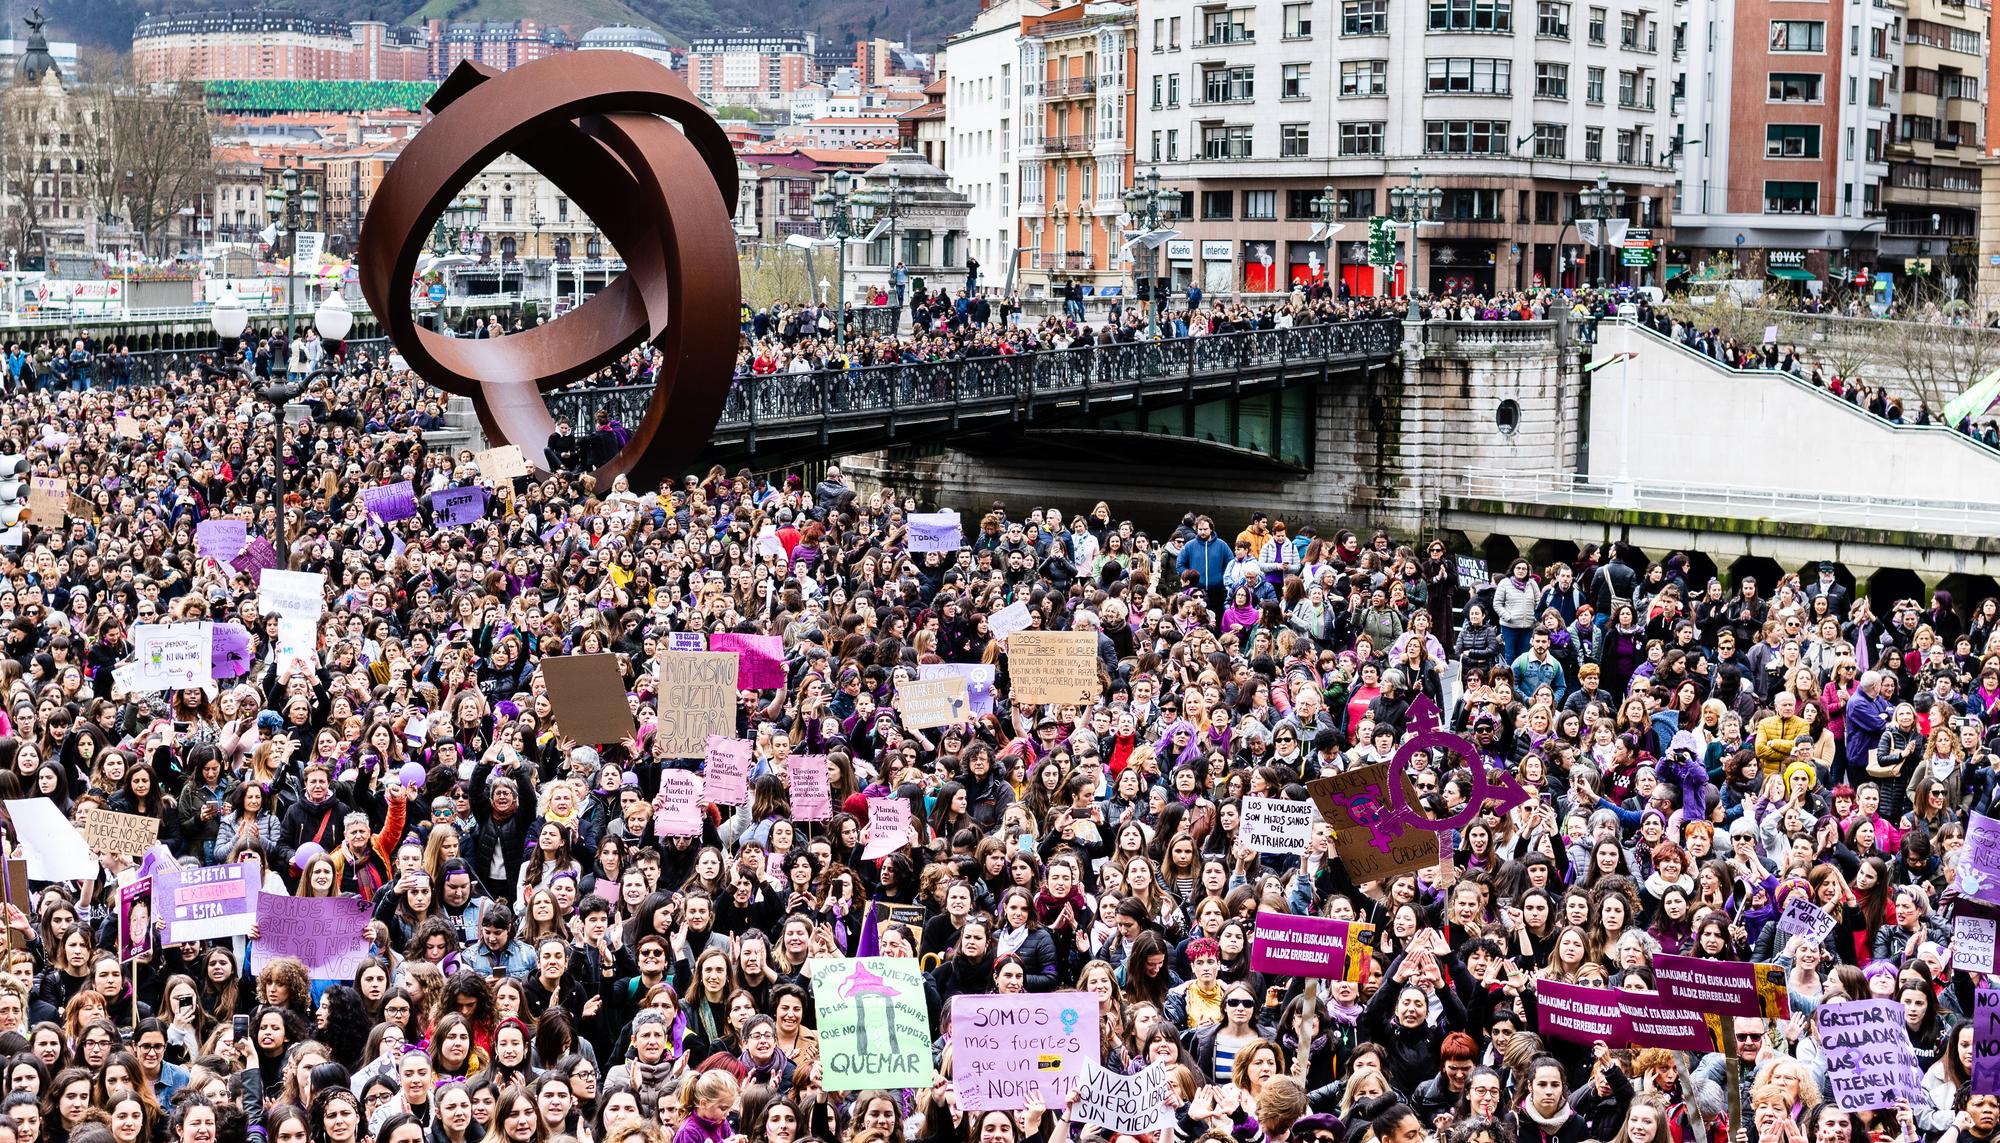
top-left (0, 293), bottom-right (1995, 1143)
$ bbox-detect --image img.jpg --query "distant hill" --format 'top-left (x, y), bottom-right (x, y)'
top-left (49, 0), bottom-right (974, 61)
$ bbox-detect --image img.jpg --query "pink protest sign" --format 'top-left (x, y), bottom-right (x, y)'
top-left (211, 622), bottom-right (255, 678)
top-left (655, 770), bottom-right (705, 836)
top-left (703, 737), bottom-right (750, 805)
top-left (711, 633), bottom-right (785, 689)
top-left (156, 860), bottom-right (258, 943)
top-left (1620, 995), bottom-right (1718, 1053)
top-left (1248, 911), bottom-right (1375, 981)
top-left (1535, 979), bottom-right (1628, 1045)
top-left (788, 754), bottom-right (832, 820)
top-left (950, 991), bottom-right (1101, 1110)
top-left (1652, 954), bottom-right (1783, 1019)
top-left (862, 797), bottom-right (911, 860)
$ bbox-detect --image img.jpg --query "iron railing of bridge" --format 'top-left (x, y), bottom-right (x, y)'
top-left (544, 319), bottom-right (1402, 438)
top-left (105, 338), bottom-right (395, 385)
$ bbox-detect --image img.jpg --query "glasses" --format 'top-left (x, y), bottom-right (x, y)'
top-left (137, 1042), bottom-right (166, 1053)
top-left (1225, 998), bottom-right (1257, 1008)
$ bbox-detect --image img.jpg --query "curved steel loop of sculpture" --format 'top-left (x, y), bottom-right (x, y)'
top-left (357, 52), bottom-right (741, 486)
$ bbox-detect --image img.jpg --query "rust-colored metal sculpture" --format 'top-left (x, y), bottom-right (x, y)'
top-left (358, 53), bottom-right (740, 486)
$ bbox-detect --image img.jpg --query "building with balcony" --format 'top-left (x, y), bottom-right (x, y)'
top-left (132, 14), bottom-right (427, 83)
top-left (1135, 0), bottom-right (1676, 296)
top-left (942, 0), bottom-right (1052, 283)
top-left (426, 20), bottom-right (574, 80)
top-left (1016, 1), bottom-right (1138, 303)
top-left (685, 31), bottom-right (816, 112)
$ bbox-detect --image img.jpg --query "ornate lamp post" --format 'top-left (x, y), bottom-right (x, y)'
top-left (811, 171), bottom-right (881, 349)
top-left (1578, 174), bottom-right (1627, 287)
top-left (1121, 167), bottom-right (1184, 339)
top-left (1387, 169), bottom-right (1442, 299)
top-left (265, 167), bottom-right (322, 369)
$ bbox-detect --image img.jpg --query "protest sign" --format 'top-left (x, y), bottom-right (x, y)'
top-left (988, 600), bottom-right (1033, 642)
top-left (2, 798), bottom-right (96, 880)
top-left (156, 860), bottom-right (259, 944)
top-left (704, 737), bottom-right (751, 805)
top-left (117, 877), bottom-right (152, 959)
top-left (65, 492), bottom-right (96, 522)
top-left (1239, 797), bottom-right (1320, 854)
top-left (1248, 911), bottom-right (1374, 980)
top-left (1071, 1063), bottom-right (1174, 1138)
top-left (130, 622), bottom-right (214, 689)
top-left (875, 901), bottom-right (928, 928)
top-left (655, 771), bottom-right (705, 836)
top-left (895, 675), bottom-right (970, 729)
top-left (196, 519), bottom-right (247, 563)
top-left (710, 633), bottom-right (785, 689)
top-left (361, 481), bottom-right (418, 522)
top-left (1455, 555), bottom-right (1488, 585)
top-left (81, 806), bottom-right (161, 857)
top-left (212, 622), bottom-right (254, 679)
top-left (1308, 765), bottom-right (1438, 881)
top-left (1976, 986), bottom-right (2000, 1095)
top-left (862, 798), bottom-right (912, 861)
top-left (667, 631), bottom-right (706, 652)
top-left (251, 895), bottom-right (373, 978)
top-left (811, 958), bottom-right (931, 1090)
top-left (1820, 999), bottom-right (1924, 1112)
top-left (1620, 994), bottom-right (1719, 1053)
top-left (272, 616), bottom-right (318, 680)
top-left (114, 414), bottom-right (143, 439)
top-left (1006, 631), bottom-right (1100, 705)
top-left (432, 486), bottom-right (488, 528)
top-left (789, 754), bottom-right (833, 820)
top-left (474, 444), bottom-right (529, 481)
top-left (952, 991), bottom-right (1102, 1109)
top-left (654, 651), bottom-right (738, 757)
top-left (907, 510), bottom-right (962, 552)
top-left (1535, 979), bottom-right (1629, 1045)
top-left (1955, 910), bottom-right (1999, 974)
top-left (1964, 811), bottom-right (2000, 905)
top-left (26, 476), bottom-right (65, 523)
top-left (920, 663), bottom-right (996, 716)
top-left (1776, 894), bottom-right (1839, 945)
top-left (1652, 955), bottom-right (1782, 1020)
top-left (540, 654), bottom-right (636, 744)
top-left (259, 570), bottom-right (326, 619)
top-left (233, 536), bottom-right (279, 577)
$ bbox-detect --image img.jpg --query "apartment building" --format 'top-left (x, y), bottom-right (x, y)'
top-left (942, 0), bottom-right (1051, 279)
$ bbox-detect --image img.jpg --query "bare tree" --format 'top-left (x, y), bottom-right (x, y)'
top-left (108, 79), bottom-right (214, 258)
top-left (1858, 318), bottom-right (2000, 417)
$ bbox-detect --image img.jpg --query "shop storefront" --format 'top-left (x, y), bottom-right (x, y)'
top-left (1244, 241), bottom-right (1280, 293)
top-left (1199, 240), bottom-right (1234, 296)
top-left (1338, 240), bottom-right (1402, 298)
top-left (1766, 248), bottom-right (1818, 293)
top-left (1166, 239), bottom-right (1194, 293)
top-left (1287, 240), bottom-right (1328, 288)
top-left (1426, 241), bottom-right (1496, 295)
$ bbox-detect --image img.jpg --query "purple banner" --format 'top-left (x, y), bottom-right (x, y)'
top-left (155, 860), bottom-right (259, 944)
top-left (232, 535), bottom-right (279, 577)
top-left (1976, 986), bottom-right (2000, 1096)
top-left (196, 519), bottom-right (247, 563)
top-left (711, 632), bottom-right (785, 689)
top-left (252, 895), bottom-right (373, 979)
top-left (1653, 954), bottom-right (1764, 1018)
top-left (950, 991), bottom-right (1102, 1110)
top-left (211, 622), bottom-right (254, 679)
top-left (1248, 911), bottom-right (1375, 980)
top-left (1621, 995), bottom-right (1718, 1053)
top-left (431, 486), bottom-right (487, 528)
top-left (361, 481), bottom-right (418, 522)
top-left (1536, 979), bottom-right (1628, 1045)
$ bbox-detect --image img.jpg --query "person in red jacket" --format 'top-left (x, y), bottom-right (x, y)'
top-left (328, 781), bottom-right (408, 903)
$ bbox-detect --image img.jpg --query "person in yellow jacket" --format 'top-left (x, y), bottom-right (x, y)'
top-left (1754, 691), bottom-right (1811, 776)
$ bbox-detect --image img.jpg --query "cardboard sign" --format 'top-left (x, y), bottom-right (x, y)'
top-left (988, 600), bottom-right (1033, 641)
top-left (3, 798), bottom-right (96, 881)
top-left (25, 476), bottom-right (66, 523)
top-left (710, 633), bottom-right (785, 689)
top-left (895, 675), bottom-right (970, 729)
top-left (474, 444), bottom-right (529, 481)
top-left (1820, 999), bottom-right (1924, 1112)
top-left (1239, 796), bottom-right (1320, 854)
top-left (875, 901), bottom-right (928, 929)
top-left (1248, 911), bottom-right (1374, 980)
top-left (789, 754), bottom-right (832, 820)
top-left (251, 894), bottom-right (372, 978)
top-left (1776, 893), bottom-right (1839, 944)
top-left (703, 737), bottom-right (751, 805)
top-left (81, 806), bottom-right (161, 857)
top-left (156, 860), bottom-right (259, 944)
top-left (114, 414), bottom-right (143, 439)
top-left (196, 519), bottom-right (248, 563)
top-left (431, 486), bottom-right (487, 528)
top-left (1006, 631), bottom-right (1100, 705)
top-left (951, 991), bottom-right (1102, 1109)
top-left (920, 663), bottom-right (996, 716)
top-left (811, 958), bottom-right (931, 1091)
top-left (361, 480), bottom-right (418, 522)
top-left (908, 510), bottom-right (962, 552)
top-left (655, 771), bottom-right (705, 836)
top-left (65, 492), bottom-right (97, 522)
top-left (539, 654), bottom-right (636, 744)
top-left (1652, 954), bottom-right (1788, 1020)
top-left (1308, 765), bottom-right (1439, 882)
top-left (654, 651), bottom-right (738, 758)
top-left (862, 797), bottom-right (912, 860)
top-left (1071, 1063), bottom-right (1174, 1138)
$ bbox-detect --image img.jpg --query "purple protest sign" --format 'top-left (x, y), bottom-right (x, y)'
top-left (1248, 911), bottom-right (1375, 980)
top-left (431, 486), bottom-right (488, 528)
top-left (1621, 995), bottom-right (1718, 1053)
top-left (361, 481), bottom-right (418, 523)
top-left (195, 519), bottom-right (247, 564)
top-left (788, 754), bottom-right (832, 820)
top-left (1535, 980), bottom-right (1628, 1045)
top-left (1652, 954), bottom-right (1766, 1019)
top-left (1964, 811), bottom-right (2000, 905)
top-left (211, 622), bottom-right (255, 679)
top-left (950, 992), bottom-right (1101, 1110)
top-left (655, 771), bottom-right (704, 836)
top-left (703, 737), bottom-right (750, 805)
top-left (155, 860), bottom-right (259, 944)
top-left (1821, 999), bottom-right (1925, 1111)
top-left (1975, 986), bottom-right (2000, 1095)
top-left (920, 663), bottom-right (996, 716)
top-left (711, 633), bottom-right (785, 689)
top-left (118, 877), bottom-right (152, 960)
top-left (232, 536), bottom-right (279, 578)
top-left (252, 895), bottom-right (372, 978)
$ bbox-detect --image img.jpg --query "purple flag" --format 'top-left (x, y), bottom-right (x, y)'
top-left (361, 481), bottom-right (417, 522)
top-left (196, 519), bottom-right (247, 563)
top-left (232, 536), bottom-right (279, 577)
top-left (710, 632), bottom-right (785, 689)
top-left (211, 622), bottom-right (255, 678)
top-left (431, 486), bottom-right (488, 528)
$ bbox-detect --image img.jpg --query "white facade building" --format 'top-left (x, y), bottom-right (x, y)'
top-left (941, 0), bottom-right (1049, 285)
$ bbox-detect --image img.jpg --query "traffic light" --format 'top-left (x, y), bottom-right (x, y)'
top-left (0, 454), bottom-right (26, 542)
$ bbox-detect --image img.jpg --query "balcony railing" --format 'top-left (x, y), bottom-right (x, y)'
top-left (1042, 75), bottom-right (1099, 97)
top-left (1033, 252), bottom-right (1094, 269)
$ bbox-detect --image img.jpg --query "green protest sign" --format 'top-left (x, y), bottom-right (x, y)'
top-left (811, 957), bottom-right (931, 1091)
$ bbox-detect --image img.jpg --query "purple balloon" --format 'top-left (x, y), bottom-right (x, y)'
top-left (291, 842), bottom-right (325, 870)
top-left (398, 761), bottom-right (427, 788)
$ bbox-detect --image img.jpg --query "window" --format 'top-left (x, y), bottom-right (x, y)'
top-left (1201, 124), bottom-right (1254, 158)
top-left (1202, 65), bottom-right (1256, 102)
top-left (1341, 59), bottom-right (1388, 94)
top-left (1427, 57), bottom-right (1511, 93)
top-left (1281, 123), bottom-right (1311, 155)
top-left (1764, 180), bottom-right (1819, 213)
top-left (1583, 125), bottom-right (1603, 160)
top-left (1340, 188), bottom-right (1377, 217)
top-left (1203, 9), bottom-right (1254, 43)
top-left (1536, 1), bottom-right (1569, 36)
top-left (1534, 190), bottom-right (1559, 222)
top-left (1202, 190), bottom-right (1234, 219)
top-left (1282, 63), bottom-right (1311, 97)
top-left (1533, 121), bottom-right (1567, 157)
top-left (1769, 20), bottom-right (1825, 51)
top-left (1768, 72), bottom-right (1822, 101)
top-left (1151, 75), bottom-right (1162, 107)
top-left (1168, 74), bottom-right (1181, 105)
top-left (1423, 119), bottom-right (1511, 153)
top-left (1340, 121), bottom-right (1386, 154)
top-left (1616, 69), bottom-right (1653, 108)
top-left (1344, 0), bottom-right (1389, 33)
top-left (1170, 16), bottom-right (1182, 48)
top-left (1765, 123), bottom-right (1822, 157)
top-left (1438, 188), bottom-right (1503, 220)
top-left (1585, 66), bottom-right (1604, 103)
top-left (1427, 0), bottom-right (1512, 30)
top-left (1535, 61), bottom-right (1568, 97)
top-left (1153, 17), bottom-right (1165, 49)
top-left (1616, 128), bottom-right (1635, 162)
top-left (1618, 12), bottom-right (1654, 49)
top-left (1167, 129), bottom-right (1179, 160)
top-left (1244, 190), bottom-right (1277, 220)
top-left (1587, 6), bottom-right (1605, 41)
top-left (1284, 2), bottom-right (1314, 36)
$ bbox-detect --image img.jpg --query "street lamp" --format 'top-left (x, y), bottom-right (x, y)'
top-left (1578, 174), bottom-right (1627, 288)
top-left (871, 170), bottom-right (911, 324)
top-left (265, 166), bottom-right (322, 376)
top-left (1309, 184), bottom-right (1340, 290)
top-left (811, 170), bottom-right (881, 349)
top-left (432, 195), bottom-right (483, 256)
top-left (1121, 167), bottom-right (1184, 339)
top-left (1387, 169), bottom-right (1442, 299)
